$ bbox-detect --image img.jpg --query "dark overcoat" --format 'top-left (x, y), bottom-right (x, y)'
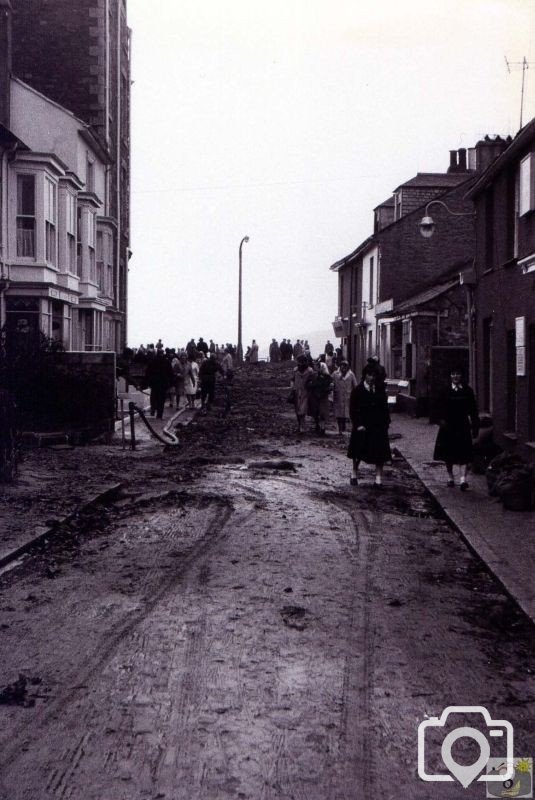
top-left (433, 384), bottom-right (479, 465)
top-left (347, 382), bottom-right (391, 464)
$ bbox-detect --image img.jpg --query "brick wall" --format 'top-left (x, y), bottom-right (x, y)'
top-left (473, 144), bottom-right (535, 459)
top-left (378, 178), bottom-right (476, 305)
top-left (12, 0), bottom-right (107, 139)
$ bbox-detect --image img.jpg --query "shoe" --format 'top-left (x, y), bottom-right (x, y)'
top-left (372, 482), bottom-right (383, 491)
top-left (447, 479), bottom-right (454, 488)
top-left (460, 481), bottom-right (469, 491)
top-left (350, 477), bottom-right (358, 486)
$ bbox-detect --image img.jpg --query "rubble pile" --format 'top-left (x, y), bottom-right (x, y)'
top-left (486, 452), bottom-right (535, 512)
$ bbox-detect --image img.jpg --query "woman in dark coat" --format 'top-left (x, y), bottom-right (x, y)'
top-left (347, 367), bottom-right (391, 488)
top-left (433, 366), bottom-right (479, 490)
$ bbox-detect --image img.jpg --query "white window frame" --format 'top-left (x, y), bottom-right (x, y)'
top-left (16, 173), bottom-right (36, 259)
top-left (44, 176), bottom-right (57, 266)
top-left (519, 153), bottom-right (535, 216)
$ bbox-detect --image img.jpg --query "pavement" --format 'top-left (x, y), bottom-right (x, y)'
top-left (390, 413), bottom-right (535, 624)
top-left (1, 402), bottom-right (534, 626)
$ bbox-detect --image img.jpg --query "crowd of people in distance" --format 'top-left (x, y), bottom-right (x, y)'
top-left (268, 339), bottom-right (313, 362)
top-left (124, 335), bottom-right (483, 497)
top-left (123, 337), bottom-right (236, 419)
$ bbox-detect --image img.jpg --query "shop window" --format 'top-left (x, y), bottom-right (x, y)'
top-left (16, 174), bottom-right (35, 258)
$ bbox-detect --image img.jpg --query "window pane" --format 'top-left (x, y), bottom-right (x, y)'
top-left (519, 155), bottom-right (532, 215)
top-left (17, 218), bottom-right (35, 257)
top-left (17, 175), bottom-right (35, 215)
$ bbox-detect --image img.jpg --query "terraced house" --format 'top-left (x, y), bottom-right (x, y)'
top-left (0, 0), bottom-right (130, 351)
top-left (467, 120), bottom-right (535, 462)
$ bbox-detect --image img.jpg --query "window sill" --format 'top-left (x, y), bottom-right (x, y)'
top-left (525, 441), bottom-right (535, 450)
top-left (503, 432), bottom-right (518, 442)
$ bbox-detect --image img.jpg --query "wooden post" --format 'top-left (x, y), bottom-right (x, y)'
top-left (0, 388), bottom-right (17, 482)
top-left (120, 398), bottom-right (125, 449)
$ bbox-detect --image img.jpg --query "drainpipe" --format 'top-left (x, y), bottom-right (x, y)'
top-left (348, 264), bottom-right (354, 369)
top-left (0, 149), bottom-right (11, 328)
top-left (460, 263), bottom-right (477, 393)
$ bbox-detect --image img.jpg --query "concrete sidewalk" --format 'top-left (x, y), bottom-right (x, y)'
top-left (390, 413), bottom-right (535, 624)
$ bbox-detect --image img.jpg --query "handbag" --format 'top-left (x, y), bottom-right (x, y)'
top-left (287, 388), bottom-right (296, 405)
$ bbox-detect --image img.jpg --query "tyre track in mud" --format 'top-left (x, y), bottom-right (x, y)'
top-left (0, 494), bottom-right (235, 786)
top-left (2, 427), bottom-right (535, 800)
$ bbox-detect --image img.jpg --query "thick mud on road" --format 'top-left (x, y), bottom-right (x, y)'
top-left (0, 365), bottom-right (533, 799)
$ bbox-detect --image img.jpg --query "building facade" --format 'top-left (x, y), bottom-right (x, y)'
top-left (0, 0), bottom-right (130, 351)
top-left (467, 122), bottom-right (535, 461)
top-left (331, 149), bottom-right (477, 411)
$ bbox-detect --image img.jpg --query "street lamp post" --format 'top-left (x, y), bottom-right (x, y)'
top-left (237, 236), bottom-right (249, 364)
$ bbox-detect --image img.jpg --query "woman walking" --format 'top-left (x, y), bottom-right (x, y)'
top-left (307, 359), bottom-right (332, 435)
top-left (183, 357), bottom-right (199, 409)
top-left (347, 367), bottom-right (391, 488)
top-left (291, 354), bottom-right (313, 434)
top-left (433, 366), bottom-right (479, 490)
top-left (332, 360), bottom-right (357, 434)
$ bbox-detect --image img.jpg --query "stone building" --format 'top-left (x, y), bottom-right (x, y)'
top-left (0, 0), bottom-right (130, 351)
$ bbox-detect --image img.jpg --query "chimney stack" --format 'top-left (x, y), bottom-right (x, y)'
top-left (475, 135), bottom-right (511, 172)
top-left (448, 150), bottom-right (458, 173)
top-left (0, 0), bottom-right (12, 128)
top-left (458, 148), bottom-right (467, 171)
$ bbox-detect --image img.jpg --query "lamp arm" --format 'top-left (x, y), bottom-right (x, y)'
top-left (423, 199), bottom-right (474, 218)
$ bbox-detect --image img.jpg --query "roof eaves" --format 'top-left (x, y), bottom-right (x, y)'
top-left (329, 235), bottom-right (376, 271)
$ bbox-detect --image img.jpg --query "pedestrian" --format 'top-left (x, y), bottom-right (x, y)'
top-left (332, 360), bottom-right (358, 434)
top-left (198, 353), bottom-right (223, 412)
top-left (183, 356), bottom-right (199, 409)
top-left (269, 338), bottom-right (281, 363)
top-left (221, 347), bottom-right (234, 416)
top-left (307, 359), bottom-right (332, 435)
top-left (172, 353), bottom-right (187, 409)
top-left (144, 350), bottom-right (173, 419)
top-left (347, 366), bottom-right (391, 488)
top-left (432, 365), bottom-right (479, 490)
top-left (362, 354), bottom-right (387, 393)
top-left (290, 354), bottom-right (314, 434)
top-left (250, 340), bottom-right (259, 363)
top-left (197, 337), bottom-right (208, 355)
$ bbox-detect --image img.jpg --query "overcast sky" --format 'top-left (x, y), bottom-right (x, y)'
top-left (127, 0), bottom-right (535, 355)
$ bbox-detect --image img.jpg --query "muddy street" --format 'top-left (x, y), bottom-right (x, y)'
top-left (0, 365), bottom-right (533, 800)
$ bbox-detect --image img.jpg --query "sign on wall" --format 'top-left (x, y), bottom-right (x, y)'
top-left (515, 317), bottom-right (526, 376)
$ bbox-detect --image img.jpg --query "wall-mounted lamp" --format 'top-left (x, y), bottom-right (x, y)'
top-left (418, 200), bottom-right (474, 238)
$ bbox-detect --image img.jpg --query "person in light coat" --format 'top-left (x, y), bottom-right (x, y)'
top-left (291, 354), bottom-right (314, 434)
top-left (332, 360), bottom-right (358, 434)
